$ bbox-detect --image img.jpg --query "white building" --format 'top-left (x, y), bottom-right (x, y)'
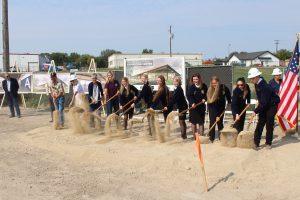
top-left (108, 53), bottom-right (203, 68)
top-left (224, 51), bottom-right (280, 67)
top-left (0, 53), bottom-right (49, 72)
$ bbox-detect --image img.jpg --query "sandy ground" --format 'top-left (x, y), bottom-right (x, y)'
top-left (1, 107), bottom-right (300, 200)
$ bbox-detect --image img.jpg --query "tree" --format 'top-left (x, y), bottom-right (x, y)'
top-left (142, 48), bottom-right (153, 54)
top-left (96, 49), bottom-right (121, 68)
top-left (68, 52), bottom-right (81, 65)
top-left (78, 54), bottom-right (93, 68)
top-left (42, 52), bottom-right (68, 66)
top-left (275, 49), bottom-right (292, 60)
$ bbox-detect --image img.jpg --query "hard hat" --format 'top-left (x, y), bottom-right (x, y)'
top-left (247, 68), bottom-right (262, 79)
top-left (70, 74), bottom-right (77, 81)
top-left (272, 68), bottom-right (282, 76)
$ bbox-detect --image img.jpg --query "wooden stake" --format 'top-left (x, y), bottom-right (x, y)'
top-left (195, 133), bottom-right (209, 192)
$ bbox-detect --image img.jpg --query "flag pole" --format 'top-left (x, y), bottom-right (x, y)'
top-left (297, 33), bottom-right (300, 133)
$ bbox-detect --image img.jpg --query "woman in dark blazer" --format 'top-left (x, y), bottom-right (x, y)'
top-left (119, 77), bottom-right (139, 130)
top-left (165, 77), bottom-right (188, 139)
top-left (187, 73), bottom-right (207, 138)
top-left (231, 77), bottom-right (251, 133)
top-left (131, 74), bottom-right (154, 135)
top-left (207, 76), bottom-right (231, 142)
top-left (151, 75), bottom-right (171, 122)
top-left (132, 74), bottom-right (153, 109)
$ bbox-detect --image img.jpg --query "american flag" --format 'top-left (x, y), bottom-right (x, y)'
top-left (277, 40), bottom-right (299, 132)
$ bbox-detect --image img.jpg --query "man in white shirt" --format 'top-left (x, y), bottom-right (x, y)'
top-left (69, 75), bottom-right (84, 107)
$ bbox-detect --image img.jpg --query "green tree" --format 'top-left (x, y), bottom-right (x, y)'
top-left (142, 48), bottom-right (153, 54)
top-left (47, 52), bottom-right (68, 65)
top-left (96, 49), bottom-right (121, 68)
top-left (68, 52), bottom-right (81, 66)
top-left (275, 49), bottom-right (292, 60)
top-left (78, 54), bottom-right (93, 68)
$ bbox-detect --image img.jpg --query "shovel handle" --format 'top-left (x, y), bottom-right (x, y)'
top-left (205, 110), bottom-right (226, 137)
top-left (232, 104), bottom-right (250, 126)
top-left (179, 101), bottom-right (205, 115)
top-left (95, 92), bottom-right (119, 112)
top-left (114, 98), bottom-right (135, 115)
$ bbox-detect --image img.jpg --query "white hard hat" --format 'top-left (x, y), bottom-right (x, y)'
top-left (247, 68), bottom-right (262, 79)
top-left (272, 68), bottom-right (282, 76)
top-left (70, 74), bottom-right (77, 81)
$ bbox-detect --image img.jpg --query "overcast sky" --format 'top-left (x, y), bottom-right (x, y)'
top-left (1, 0), bottom-right (299, 59)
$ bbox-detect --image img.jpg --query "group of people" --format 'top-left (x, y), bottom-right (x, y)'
top-left (2, 67), bottom-right (282, 149)
top-left (65, 67), bottom-right (281, 149)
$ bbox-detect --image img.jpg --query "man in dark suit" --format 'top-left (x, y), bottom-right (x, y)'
top-left (2, 73), bottom-right (21, 118)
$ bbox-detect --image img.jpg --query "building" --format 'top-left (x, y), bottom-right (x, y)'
top-left (223, 51), bottom-right (280, 67)
top-left (0, 53), bottom-right (50, 72)
top-left (108, 53), bottom-right (203, 68)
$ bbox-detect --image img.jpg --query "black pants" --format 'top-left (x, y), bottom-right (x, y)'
top-left (233, 112), bottom-right (246, 133)
top-left (254, 104), bottom-right (277, 147)
top-left (6, 92), bottom-right (20, 117)
top-left (208, 106), bottom-right (224, 142)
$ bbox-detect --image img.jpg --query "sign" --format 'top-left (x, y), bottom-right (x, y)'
top-left (0, 72), bottom-right (33, 94)
top-left (32, 73), bottom-right (70, 94)
top-left (124, 57), bottom-right (186, 92)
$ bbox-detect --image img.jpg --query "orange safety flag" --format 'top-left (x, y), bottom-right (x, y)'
top-left (194, 133), bottom-right (204, 165)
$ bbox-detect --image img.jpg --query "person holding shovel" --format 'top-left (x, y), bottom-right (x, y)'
top-left (165, 76), bottom-right (188, 139)
top-left (49, 72), bottom-right (65, 128)
top-left (187, 73), bottom-right (207, 138)
top-left (207, 76), bottom-right (231, 143)
top-left (119, 77), bottom-right (139, 130)
top-left (88, 74), bottom-right (104, 127)
top-left (104, 71), bottom-right (120, 116)
top-left (151, 75), bottom-right (171, 122)
top-left (231, 77), bottom-right (251, 133)
top-left (248, 68), bottom-right (280, 149)
top-left (69, 74), bottom-right (84, 107)
top-left (131, 74), bottom-right (154, 135)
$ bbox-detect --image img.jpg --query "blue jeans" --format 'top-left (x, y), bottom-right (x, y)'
top-left (106, 98), bottom-right (119, 116)
top-left (55, 96), bottom-right (65, 126)
top-left (6, 93), bottom-right (20, 117)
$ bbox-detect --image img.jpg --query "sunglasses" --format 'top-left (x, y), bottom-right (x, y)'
top-left (237, 84), bottom-right (244, 87)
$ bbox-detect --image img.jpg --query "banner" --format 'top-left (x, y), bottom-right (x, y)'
top-left (32, 73), bottom-right (70, 94)
top-left (75, 72), bottom-right (108, 94)
top-left (124, 57), bottom-right (186, 92)
top-left (0, 72), bottom-right (33, 94)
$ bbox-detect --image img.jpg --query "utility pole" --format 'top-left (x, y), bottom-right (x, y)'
top-left (169, 25), bottom-right (174, 57)
top-left (2, 0), bottom-right (10, 72)
top-left (274, 40), bottom-right (280, 53)
top-left (227, 43), bottom-right (231, 57)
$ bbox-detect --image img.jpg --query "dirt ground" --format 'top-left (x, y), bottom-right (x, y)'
top-left (1, 107), bottom-right (300, 200)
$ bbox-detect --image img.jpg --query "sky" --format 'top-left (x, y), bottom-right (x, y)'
top-left (1, 0), bottom-right (300, 59)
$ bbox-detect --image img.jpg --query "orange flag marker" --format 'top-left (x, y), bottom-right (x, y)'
top-left (195, 133), bottom-right (209, 192)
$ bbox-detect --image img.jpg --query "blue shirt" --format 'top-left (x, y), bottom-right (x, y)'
top-left (269, 79), bottom-right (282, 94)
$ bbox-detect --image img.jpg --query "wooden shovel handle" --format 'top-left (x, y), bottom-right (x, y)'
top-left (95, 92), bottom-right (119, 112)
top-left (114, 98), bottom-right (135, 114)
top-left (179, 101), bottom-right (205, 115)
top-left (232, 104), bottom-right (250, 125)
top-left (206, 110), bottom-right (226, 137)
